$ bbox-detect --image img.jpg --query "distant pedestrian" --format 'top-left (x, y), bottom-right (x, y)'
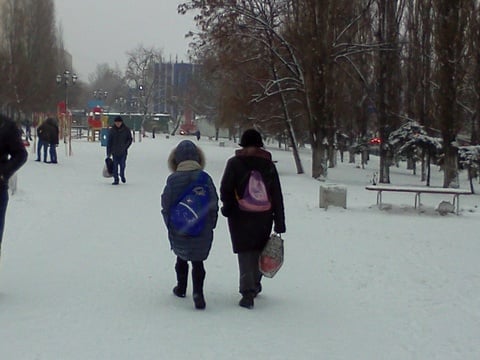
top-left (24, 119), bottom-right (32, 141)
top-left (106, 116), bottom-right (132, 185)
top-left (45, 118), bottom-right (59, 163)
top-left (0, 114), bottom-right (28, 259)
top-left (36, 120), bottom-right (48, 162)
top-left (220, 129), bottom-right (286, 309)
top-left (161, 140), bottom-right (218, 310)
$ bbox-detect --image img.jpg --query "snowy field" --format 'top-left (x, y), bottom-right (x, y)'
top-left (1, 134), bottom-right (479, 359)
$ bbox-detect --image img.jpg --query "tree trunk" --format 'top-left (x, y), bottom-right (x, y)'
top-left (311, 129), bottom-right (327, 179)
top-left (443, 144), bottom-right (459, 188)
top-left (426, 152), bottom-right (431, 186)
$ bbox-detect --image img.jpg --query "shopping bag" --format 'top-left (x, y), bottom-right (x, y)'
top-left (259, 233), bottom-right (284, 278)
top-left (102, 157), bottom-right (113, 178)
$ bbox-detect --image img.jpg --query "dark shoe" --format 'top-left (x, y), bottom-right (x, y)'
top-left (43, 160), bottom-right (50, 163)
top-left (193, 293), bottom-right (206, 309)
top-left (35, 159), bottom-right (41, 162)
top-left (112, 180), bottom-right (119, 185)
top-left (121, 177), bottom-right (126, 183)
top-left (50, 161), bottom-right (58, 164)
top-left (173, 286), bottom-right (186, 298)
top-left (239, 293), bottom-right (254, 309)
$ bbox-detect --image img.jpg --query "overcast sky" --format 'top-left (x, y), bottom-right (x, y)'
top-left (54, 0), bottom-right (195, 81)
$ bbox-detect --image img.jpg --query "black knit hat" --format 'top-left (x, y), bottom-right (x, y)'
top-left (239, 129), bottom-right (264, 147)
top-left (114, 116), bottom-right (123, 122)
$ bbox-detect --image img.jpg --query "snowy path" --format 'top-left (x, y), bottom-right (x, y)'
top-left (1, 136), bottom-right (479, 359)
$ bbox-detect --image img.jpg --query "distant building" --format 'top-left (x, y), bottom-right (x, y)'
top-left (152, 61), bottom-right (194, 117)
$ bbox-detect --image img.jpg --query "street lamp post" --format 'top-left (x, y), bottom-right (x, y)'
top-left (93, 90), bottom-right (108, 104)
top-left (56, 70), bottom-right (77, 156)
top-left (93, 90), bottom-right (108, 130)
top-left (115, 97), bottom-right (127, 113)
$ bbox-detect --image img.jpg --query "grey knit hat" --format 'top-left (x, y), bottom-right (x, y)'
top-left (174, 140), bottom-right (201, 164)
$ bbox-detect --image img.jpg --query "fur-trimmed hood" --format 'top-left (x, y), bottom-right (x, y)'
top-left (168, 140), bottom-right (206, 172)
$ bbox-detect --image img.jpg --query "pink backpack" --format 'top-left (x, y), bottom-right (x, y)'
top-left (237, 170), bottom-right (272, 212)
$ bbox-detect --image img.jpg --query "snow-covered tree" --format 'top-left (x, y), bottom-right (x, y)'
top-left (389, 121), bottom-right (442, 185)
top-left (458, 146), bottom-right (480, 193)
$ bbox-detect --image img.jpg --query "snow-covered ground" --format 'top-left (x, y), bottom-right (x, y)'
top-left (1, 135), bottom-right (479, 359)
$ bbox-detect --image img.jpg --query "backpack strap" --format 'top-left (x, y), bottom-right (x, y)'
top-left (172, 171), bottom-right (208, 207)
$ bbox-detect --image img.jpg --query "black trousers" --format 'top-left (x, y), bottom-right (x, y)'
top-left (175, 257), bottom-right (206, 294)
top-left (237, 251), bottom-right (262, 295)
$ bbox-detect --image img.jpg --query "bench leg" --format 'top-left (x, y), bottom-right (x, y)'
top-left (453, 195), bottom-right (459, 215)
top-left (414, 193), bottom-right (421, 209)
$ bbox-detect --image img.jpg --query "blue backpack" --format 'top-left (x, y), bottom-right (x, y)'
top-left (170, 171), bottom-right (210, 236)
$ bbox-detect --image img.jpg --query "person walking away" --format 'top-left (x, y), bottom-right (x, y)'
top-left (43, 118), bottom-right (59, 163)
top-left (36, 119), bottom-right (49, 162)
top-left (161, 140), bottom-right (218, 309)
top-left (220, 129), bottom-right (286, 309)
top-left (106, 116), bottom-right (132, 185)
top-left (0, 114), bottom-right (28, 261)
top-left (24, 119), bottom-right (32, 141)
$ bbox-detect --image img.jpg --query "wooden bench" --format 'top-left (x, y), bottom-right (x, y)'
top-left (365, 185), bottom-right (472, 215)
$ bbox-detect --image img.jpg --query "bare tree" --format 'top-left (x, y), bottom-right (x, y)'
top-left (0, 0), bottom-right (59, 117)
top-left (125, 45), bottom-right (163, 116)
top-left (89, 63), bottom-right (128, 108)
top-left (373, 0), bottom-right (406, 183)
top-left (180, 0), bottom-right (305, 174)
top-left (433, 0), bottom-right (469, 188)
top-left (467, 0), bottom-right (480, 145)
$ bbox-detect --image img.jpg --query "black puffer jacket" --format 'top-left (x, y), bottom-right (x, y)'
top-left (37, 118), bottom-right (59, 144)
top-left (0, 115), bottom-right (28, 189)
top-left (106, 123), bottom-right (133, 157)
top-left (220, 147), bottom-right (285, 253)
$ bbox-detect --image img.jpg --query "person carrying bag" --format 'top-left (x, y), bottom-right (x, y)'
top-left (220, 129), bottom-right (286, 309)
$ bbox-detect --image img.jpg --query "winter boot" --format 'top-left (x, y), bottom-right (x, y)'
top-left (239, 292), bottom-right (255, 309)
top-left (173, 260), bottom-right (188, 298)
top-left (193, 293), bottom-right (206, 310)
top-left (192, 263), bottom-right (206, 309)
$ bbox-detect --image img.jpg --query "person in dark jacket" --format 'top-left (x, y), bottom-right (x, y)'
top-left (36, 119), bottom-right (49, 162)
top-left (161, 140), bottom-right (218, 310)
top-left (220, 129), bottom-right (286, 309)
top-left (45, 118), bottom-right (59, 163)
top-left (106, 116), bottom-right (133, 185)
top-left (24, 119), bottom-right (32, 141)
top-left (0, 114), bottom-right (28, 258)
top-left (36, 118), bottom-right (59, 163)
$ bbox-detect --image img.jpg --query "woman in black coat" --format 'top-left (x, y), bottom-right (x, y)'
top-left (220, 129), bottom-right (286, 309)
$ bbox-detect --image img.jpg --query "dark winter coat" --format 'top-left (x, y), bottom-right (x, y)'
top-left (37, 118), bottom-right (59, 144)
top-left (0, 115), bottom-right (28, 189)
top-left (106, 123), bottom-right (133, 157)
top-left (161, 142), bottom-right (219, 261)
top-left (220, 147), bottom-right (285, 253)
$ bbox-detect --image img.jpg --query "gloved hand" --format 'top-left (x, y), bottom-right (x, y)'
top-left (274, 224), bottom-right (286, 234)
